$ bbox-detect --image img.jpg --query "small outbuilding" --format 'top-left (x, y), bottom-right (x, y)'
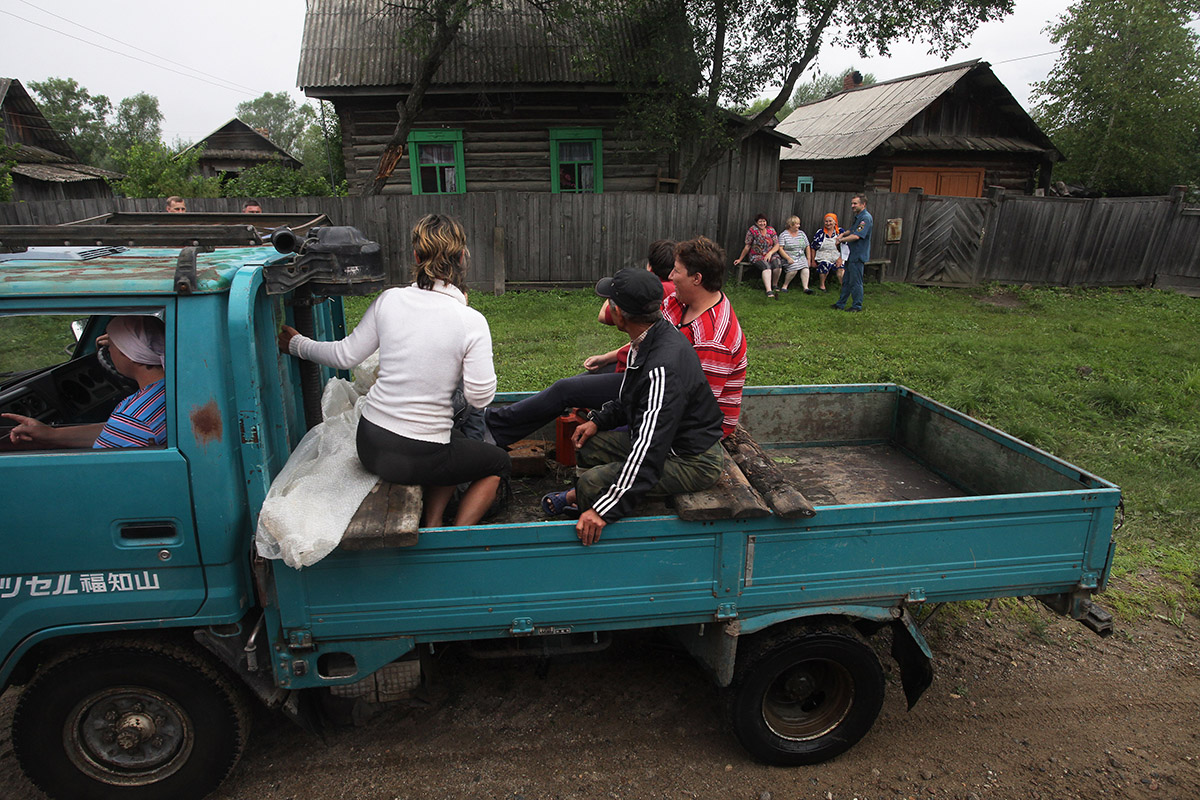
top-left (0, 78), bottom-right (122, 201)
top-left (776, 60), bottom-right (1062, 197)
top-left (297, 0), bottom-right (792, 195)
top-left (182, 118), bottom-right (302, 180)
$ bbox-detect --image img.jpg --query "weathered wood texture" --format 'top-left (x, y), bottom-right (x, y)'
top-left (3, 192), bottom-right (1196, 290)
top-left (338, 93), bottom-right (781, 196)
top-left (674, 458), bottom-right (771, 521)
top-left (342, 480), bottom-right (422, 549)
top-left (722, 427), bottom-right (816, 519)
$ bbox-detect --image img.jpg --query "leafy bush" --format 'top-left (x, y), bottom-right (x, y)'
top-left (223, 163), bottom-right (341, 198)
top-left (110, 143), bottom-right (221, 198)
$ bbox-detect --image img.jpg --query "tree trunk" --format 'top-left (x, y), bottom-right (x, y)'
top-left (678, 1), bottom-right (836, 194)
top-left (363, 0), bottom-right (472, 196)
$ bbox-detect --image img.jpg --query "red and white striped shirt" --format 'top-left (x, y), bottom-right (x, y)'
top-left (662, 292), bottom-right (747, 437)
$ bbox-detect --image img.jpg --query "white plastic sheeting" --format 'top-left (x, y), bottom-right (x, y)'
top-left (255, 354), bottom-right (380, 568)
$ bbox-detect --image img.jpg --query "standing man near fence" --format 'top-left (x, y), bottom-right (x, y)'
top-left (833, 194), bottom-right (872, 313)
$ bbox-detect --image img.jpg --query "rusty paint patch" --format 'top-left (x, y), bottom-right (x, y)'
top-left (190, 401), bottom-right (223, 445)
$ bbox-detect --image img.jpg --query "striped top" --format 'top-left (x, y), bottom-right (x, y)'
top-left (662, 293), bottom-right (747, 437)
top-left (93, 379), bottom-right (167, 449)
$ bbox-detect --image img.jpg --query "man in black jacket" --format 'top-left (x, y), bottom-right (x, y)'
top-left (555, 268), bottom-right (725, 546)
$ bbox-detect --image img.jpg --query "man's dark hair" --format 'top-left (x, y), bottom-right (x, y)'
top-left (647, 239), bottom-right (675, 280)
top-left (243, 199), bottom-right (262, 210)
top-left (674, 236), bottom-right (726, 292)
top-left (853, 193), bottom-right (868, 206)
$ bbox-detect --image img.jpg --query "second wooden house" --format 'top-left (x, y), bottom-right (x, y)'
top-left (776, 60), bottom-right (1062, 197)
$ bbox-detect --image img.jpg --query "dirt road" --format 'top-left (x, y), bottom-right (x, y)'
top-left (2, 602), bottom-right (1198, 800)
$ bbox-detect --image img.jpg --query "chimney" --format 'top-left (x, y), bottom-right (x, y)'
top-left (843, 71), bottom-right (863, 91)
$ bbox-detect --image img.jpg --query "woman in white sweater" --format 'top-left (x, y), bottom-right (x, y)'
top-left (278, 214), bottom-right (509, 527)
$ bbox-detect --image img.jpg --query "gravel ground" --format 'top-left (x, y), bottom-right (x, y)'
top-left (2, 598), bottom-right (1198, 800)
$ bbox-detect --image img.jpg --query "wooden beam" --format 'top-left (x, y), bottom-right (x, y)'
top-left (722, 427), bottom-right (817, 519)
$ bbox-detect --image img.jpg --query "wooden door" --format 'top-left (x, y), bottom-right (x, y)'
top-left (891, 167), bottom-right (985, 198)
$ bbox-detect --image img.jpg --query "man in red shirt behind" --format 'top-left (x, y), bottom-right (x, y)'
top-left (664, 236), bottom-right (747, 437)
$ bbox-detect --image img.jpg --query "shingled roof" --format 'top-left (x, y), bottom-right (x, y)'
top-left (297, 0), bottom-right (644, 91)
top-left (1, 78), bottom-right (123, 184)
top-left (777, 60), bottom-right (1059, 161)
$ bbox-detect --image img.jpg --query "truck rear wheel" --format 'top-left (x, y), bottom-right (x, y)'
top-left (726, 624), bottom-right (885, 765)
top-left (12, 638), bottom-right (250, 800)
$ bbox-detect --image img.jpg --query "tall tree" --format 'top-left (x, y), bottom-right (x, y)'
top-left (589, 0), bottom-right (1012, 192)
top-left (27, 77), bottom-right (112, 166)
top-left (790, 67), bottom-right (876, 107)
top-left (1031, 0), bottom-right (1200, 196)
top-left (108, 93), bottom-right (163, 157)
top-left (236, 92), bottom-right (316, 154)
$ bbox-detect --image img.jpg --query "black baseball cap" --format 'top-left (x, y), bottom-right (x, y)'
top-left (595, 268), bottom-right (663, 315)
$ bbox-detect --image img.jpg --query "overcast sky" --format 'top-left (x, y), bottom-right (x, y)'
top-left (2, 0), bottom-right (1074, 144)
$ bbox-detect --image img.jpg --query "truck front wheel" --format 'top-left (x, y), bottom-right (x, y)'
top-left (12, 638), bottom-right (250, 800)
top-left (726, 625), bottom-right (885, 765)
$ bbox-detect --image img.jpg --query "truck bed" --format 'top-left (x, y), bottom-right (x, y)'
top-left (265, 385), bottom-right (1120, 690)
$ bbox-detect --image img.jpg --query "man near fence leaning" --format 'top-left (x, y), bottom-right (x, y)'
top-left (542, 268), bottom-right (726, 547)
top-left (832, 194), bottom-right (872, 312)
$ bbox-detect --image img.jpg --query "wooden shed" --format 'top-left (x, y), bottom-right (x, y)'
top-left (297, 0), bottom-right (792, 195)
top-left (182, 118), bottom-right (302, 180)
top-left (0, 78), bottom-right (122, 202)
top-left (776, 61), bottom-right (1062, 197)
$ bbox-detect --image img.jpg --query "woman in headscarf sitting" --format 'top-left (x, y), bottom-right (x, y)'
top-left (3, 315), bottom-right (167, 448)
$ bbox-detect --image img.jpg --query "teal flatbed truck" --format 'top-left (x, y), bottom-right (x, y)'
top-left (0, 220), bottom-right (1120, 800)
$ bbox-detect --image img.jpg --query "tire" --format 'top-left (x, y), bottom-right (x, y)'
top-left (12, 638), bottom-right (251, 800)
top-left (726, 624), bottom-right (885, 766)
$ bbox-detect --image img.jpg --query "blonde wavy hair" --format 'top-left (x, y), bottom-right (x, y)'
top-left (411, 213), bottom-right (469, 292)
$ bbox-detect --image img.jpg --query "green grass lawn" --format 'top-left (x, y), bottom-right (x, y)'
top-left (348, 281), bottom-right (1200, 619)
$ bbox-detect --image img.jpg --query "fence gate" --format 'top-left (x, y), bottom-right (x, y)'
top-left (906, 195), bottom-right (991, 285)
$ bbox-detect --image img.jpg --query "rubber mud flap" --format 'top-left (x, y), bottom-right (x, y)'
top-left (891, 620), bottom-right (933, 709)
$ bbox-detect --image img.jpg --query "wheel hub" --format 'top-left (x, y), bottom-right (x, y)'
top-left (67, 688), bottom-right (194, 786)
top-left (762, 659), bottom-right (854, 742)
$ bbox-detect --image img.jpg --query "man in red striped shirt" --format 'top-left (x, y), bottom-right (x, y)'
top-left (664, 236), bottom-right (748, 437)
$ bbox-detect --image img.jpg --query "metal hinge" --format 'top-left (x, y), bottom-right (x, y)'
top-left (744, 535), bottom-right (756, 587)
top-left (509, 617), bottom-right (534, 636)
top-left (905, 588), bottom-right (927, 604)
top-left (716, 603), bottom-right (737, 620)
top-left (287, 630), bottom-right (314, 651)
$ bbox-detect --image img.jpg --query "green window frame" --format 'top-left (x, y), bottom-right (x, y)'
top-left (407, 129), bottom-right (465, 195)
top-left (550, 128), bottom-right (603, 193)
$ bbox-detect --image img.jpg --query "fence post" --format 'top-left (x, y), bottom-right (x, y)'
top-left (976, 186), bottom-right (1006, 285)
top-left (493, 225), bottom-right (506, 296)
top-left (902, 187), bottom-right (925, 283)
top-left (1137, 185), bottom-right (1187, 288)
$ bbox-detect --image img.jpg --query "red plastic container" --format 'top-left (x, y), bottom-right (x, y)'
top-left (555, 412), bottom-right (581, 466)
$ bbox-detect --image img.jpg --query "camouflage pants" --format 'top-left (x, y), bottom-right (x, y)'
top-left (574, 431), bottom-right (724, 513)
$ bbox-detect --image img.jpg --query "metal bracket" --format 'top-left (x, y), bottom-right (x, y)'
top-left (509, 617), bottom-right (535, 636)
top-left (905, 588), bottom-right (927, 604)
top-left (1079, 572), bottom-right (1099, 589)
top-left (715, 602), bottom-right (737, 620)
top-left (287, 630), bottom-right (314, 651)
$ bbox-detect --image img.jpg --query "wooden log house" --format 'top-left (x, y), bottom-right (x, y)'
top-left (297, 0), bottom-right (793, 196)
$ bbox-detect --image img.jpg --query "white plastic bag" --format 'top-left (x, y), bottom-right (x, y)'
top-left (255, 377), bottom-right (379, 568)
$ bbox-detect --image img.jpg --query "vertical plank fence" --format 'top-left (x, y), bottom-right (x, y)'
top-left (1, 191), bottom-right (1197, 293)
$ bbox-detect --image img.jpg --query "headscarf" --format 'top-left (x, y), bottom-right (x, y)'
top-left (107, 316), bottom-right (165, 368)
top-left (823, 212), bottom-right (839, 231)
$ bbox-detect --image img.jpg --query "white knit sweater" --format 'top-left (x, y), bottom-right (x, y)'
top-left (289, 281), bottom-right (496, 443)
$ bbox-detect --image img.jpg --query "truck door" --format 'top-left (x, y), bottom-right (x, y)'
top-left (0, 304), bottom-right (205, 644)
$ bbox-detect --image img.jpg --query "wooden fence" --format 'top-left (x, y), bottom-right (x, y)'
top-left (2, 190), bottom-right (1197, 293)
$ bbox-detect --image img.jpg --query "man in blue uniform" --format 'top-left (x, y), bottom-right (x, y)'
top-left (832, 194), bottom-right (873, 313)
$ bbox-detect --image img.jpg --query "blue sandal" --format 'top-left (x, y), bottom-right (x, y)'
top-left (541, 490), bottom-right (579, 518)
